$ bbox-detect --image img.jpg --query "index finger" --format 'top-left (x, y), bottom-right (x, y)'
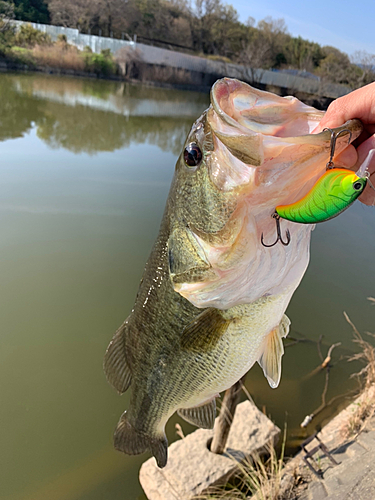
top-left (314, 82), bottom-right (375, 134)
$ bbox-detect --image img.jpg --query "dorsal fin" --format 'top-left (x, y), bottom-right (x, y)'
top-left (177, 399), bottom-right (216, 429)
top-left (104, 321), bottom-right (132, 394)
top-left (257, 314), bottom-right (290, 388)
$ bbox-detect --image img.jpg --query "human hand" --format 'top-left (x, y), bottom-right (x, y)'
top-left (314, 82), bottom-right (375, 206)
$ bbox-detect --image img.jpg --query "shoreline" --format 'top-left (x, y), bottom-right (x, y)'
top-left (0, 58), bottom-right (335, 107)
top-left (281, 384), bottom-right (375, 499)
top-left (0, 58), bottom-right (215, 93)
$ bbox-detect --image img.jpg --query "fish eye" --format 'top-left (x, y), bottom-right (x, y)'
top-left (184, 143), bottom-right (202, 168)
top-left (353, 181), bottom-right (363, 191)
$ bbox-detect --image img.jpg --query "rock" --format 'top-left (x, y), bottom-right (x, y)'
top-left (309, 480), bottom-right (327, 500)
top-left (139, 400), bottom-right (280, 500)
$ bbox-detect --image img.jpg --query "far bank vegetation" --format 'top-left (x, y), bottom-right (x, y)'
top-left (0, 0), bottom-right (374, 87)
top-left (0, 19), bottom-right (117, 76)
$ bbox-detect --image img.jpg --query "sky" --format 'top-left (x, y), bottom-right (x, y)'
top-left (229, 0), bottom-right (375, 57)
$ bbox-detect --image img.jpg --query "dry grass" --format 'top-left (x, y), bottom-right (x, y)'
top-left (342, 305), bottom-right (375, 437)
top-left (235, 442), bottom-right (287, 500)
top-left (345, 311), bottom-right (375, 389)
top-left (344, 396), bottom-right (375, 437)
top-left (205, 54), bottom-right (232, 63)
top-left (32, 43), bottom-right (85, 72)
top-left (196, 430), bottom-right (290, 500)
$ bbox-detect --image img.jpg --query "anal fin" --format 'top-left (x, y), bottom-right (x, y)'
top-left (177, 399), bottom-right (216, 429)
top-left (257, 314), bottom-right (290, 389)
top-left (104, 321), bottom-right (132, 394)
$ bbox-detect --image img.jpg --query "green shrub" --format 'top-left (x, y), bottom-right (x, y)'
top-left (8, 46), bottom-right (35, 66)
top-left (84, 51), bottom-right (116, 76)
top-left (15, 23), bottom-right (51, 47)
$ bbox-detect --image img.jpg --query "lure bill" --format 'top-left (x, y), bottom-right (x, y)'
top-left (276, 169), bottom-right (367, 224)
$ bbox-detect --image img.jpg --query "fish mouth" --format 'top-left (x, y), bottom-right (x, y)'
top-left (206, 78), bottom-right (362, 200)
top-left (207, 78), bottom-right (363, 166)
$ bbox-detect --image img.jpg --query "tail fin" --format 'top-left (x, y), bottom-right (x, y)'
top-left (114, 412), bottom-right (168, 468)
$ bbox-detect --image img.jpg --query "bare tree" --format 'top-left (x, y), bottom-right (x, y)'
top-left (238, 34), bottom-right (272, 84)
top-left (351, 50), bottom-right (375, 87)
top-left (0, 0), bottom-right (15, 31)
top-left (0, 0), bottom-right (15, 52)
top-left (317, 46), bottom-right (362, 87)
top-left (237, 17), bottom-right (288, 84)
top-left (48, 0), bottom-right (101, 32)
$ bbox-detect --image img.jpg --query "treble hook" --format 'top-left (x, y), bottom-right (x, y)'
top-left (261, 212), bottom-right (291, 248)
top-left (323, 127), bottom-right (352, 169)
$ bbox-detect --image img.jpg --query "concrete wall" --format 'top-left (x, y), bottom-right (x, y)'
top-left (12, 20), bottom-right (136, 54)
top-left (12, 20), bottom-right (350, 99)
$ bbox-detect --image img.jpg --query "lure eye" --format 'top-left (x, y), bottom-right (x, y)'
top-left (184, 143), bottom-right (202, 168)
top-left (353, 181), bottom-right (363, 191)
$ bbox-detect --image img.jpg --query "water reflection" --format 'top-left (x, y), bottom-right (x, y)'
top-left (37, 106), bottom-right (192, 155)
top-left (0, 78), bottom-right (43, 141)
top-left (0, 73), bottom-right (208, 155)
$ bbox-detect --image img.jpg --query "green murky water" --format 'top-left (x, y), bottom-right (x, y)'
top-left (0, 72), bottom-right (374, 500)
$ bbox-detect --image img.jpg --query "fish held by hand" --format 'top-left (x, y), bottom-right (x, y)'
top-left (104, 79), bottom-right (362, 467)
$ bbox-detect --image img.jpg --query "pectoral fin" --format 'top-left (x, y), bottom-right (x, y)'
top-left (177, 399), bottom-right (216, 429)
top-left (257, 315), bottom-right (290, 389)
top-left (104, 321), bottom-right (132, 394)
top-left (180, 308), bottom-right (230, 352)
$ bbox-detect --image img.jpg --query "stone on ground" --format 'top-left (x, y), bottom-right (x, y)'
top-left (139, 400), bottom-right (280, 500)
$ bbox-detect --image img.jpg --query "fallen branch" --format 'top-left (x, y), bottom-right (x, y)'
top-left (300, 342), bottom-right (342, 427)
top-left (300, 368), bottom-right (330, 428)
top-left (304, 342), bottom-right (342, 379)
top-left (321, 342), bottom-right (342, 369)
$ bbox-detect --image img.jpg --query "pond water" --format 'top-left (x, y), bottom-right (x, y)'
top-left (0, 72), bottom-right (374, 500)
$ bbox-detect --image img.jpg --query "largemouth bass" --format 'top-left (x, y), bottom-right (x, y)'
top-left (104, 78), bottom-right (362, 468)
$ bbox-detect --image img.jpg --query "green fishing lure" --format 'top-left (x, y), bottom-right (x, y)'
top-left (276, 169), bottom-right (367, 224)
